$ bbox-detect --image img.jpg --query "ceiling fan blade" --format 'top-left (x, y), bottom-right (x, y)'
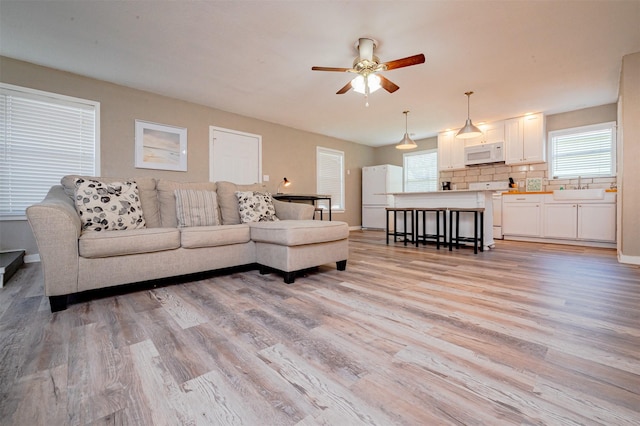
top-left (336, 81), bottom-right (352, 94)
top-left (379, 75), bottom-right (400, 93)
top-left (312, 66), bottom-right (351, 72)
top-left (383, 54), bottom-right (426, 71)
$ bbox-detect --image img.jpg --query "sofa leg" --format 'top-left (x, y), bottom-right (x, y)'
top-left (283, 271), bottom-right (296, 284)
top-left (49, 295), bottom-right (68, 312)
top-left (336, 260), bottom-right (347, 271)
top-left (259, 265), bottom-right (269, 275)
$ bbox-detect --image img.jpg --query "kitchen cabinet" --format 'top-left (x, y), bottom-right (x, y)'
top-left (543, 195), bottom-right (616, 242)
top-left (505, 113), bottom-right (545, 165)
top-left (504, 192), bottom-right (617, 245)
top-left (464, 121), bottom-right (505, 147)
top-left (437, 130), bottom-right (465, 171)
top-left (502, 194), bottom-right (542, 237)
top-left (578, 203), bottom-right (616, 242)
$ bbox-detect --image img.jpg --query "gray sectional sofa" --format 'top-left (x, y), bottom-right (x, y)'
top-left (27, 176), bottom-right (349, 312)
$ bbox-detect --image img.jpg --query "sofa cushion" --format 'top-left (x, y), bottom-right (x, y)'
top-left (249, 220), bottom-right (349, 246)
top-left (175, 189), bottom-right (220, 227)
top-left (62, 175), bottom-right (160, 228)
top-left (215, 181), bottom-right (266, 225)
top-left (74, 178), bottom-right (146, 231)
top-left (180, 224), bottom-right (251, 249)
top-left (235, 191), bottom-right (279, 223)
top-left (156, 180), bottom-right (217, 228)
top-left (79, 227), bottom-right (180, 258)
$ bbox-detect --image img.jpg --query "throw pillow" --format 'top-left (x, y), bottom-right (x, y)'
top-left (216, 181), bottom-right (267, 225)
top-left (74, 178), bottom-right (146, 231)
top-left (174, 189), bottom-right (220, 227)
top-left (235, 191), bottom-right (279, 223)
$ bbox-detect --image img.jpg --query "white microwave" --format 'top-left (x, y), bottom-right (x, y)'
top-left (464, 141), bottom-right (505, 166)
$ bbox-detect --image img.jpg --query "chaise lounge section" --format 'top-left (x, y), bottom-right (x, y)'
top-left (27, 176), bottom-right (349, 312)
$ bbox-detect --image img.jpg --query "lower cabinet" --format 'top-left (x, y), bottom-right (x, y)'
top-left (578, 203), bottom-right (616, 242)
top-left (504, 193), bottom-right (617, 245)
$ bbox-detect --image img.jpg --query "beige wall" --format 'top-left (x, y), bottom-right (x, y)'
top-left (0, 56), bottom-right (375, 256)
top-left (619, 52), bottom-right (640, 262)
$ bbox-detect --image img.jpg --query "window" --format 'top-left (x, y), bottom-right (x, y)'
top-left (316, 147), bottom-right (344, 211)
top-left (0, 84), bottom-right (99, 218)
top-left (549, 122), bottom-right (616, 179)
top-left (403, 149), bottom-right (438, 192)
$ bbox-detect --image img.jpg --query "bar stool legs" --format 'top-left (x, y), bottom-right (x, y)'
top-left (386, 208), bottom-right (414, 246)
top-left (414, 208), bottom-right (448, 249)
top-left (448, 208), bottom-right (485, 254)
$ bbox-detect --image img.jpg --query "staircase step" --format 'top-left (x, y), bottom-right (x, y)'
top-left (0, 250), bottom-right (25, 288)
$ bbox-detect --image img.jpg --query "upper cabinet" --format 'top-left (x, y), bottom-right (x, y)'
top-left (437, 130), bottom-right (466, 171)
top-left (505, 113), bottom-right (545, 165)
top-left (464, 121), bottom-right (505, 147)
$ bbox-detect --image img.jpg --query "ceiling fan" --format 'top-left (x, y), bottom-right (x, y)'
top-left (312, 37), bottom-right (425, 105)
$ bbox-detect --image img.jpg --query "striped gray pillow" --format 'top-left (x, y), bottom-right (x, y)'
top-left (174, 189), bottom-right (220, 227)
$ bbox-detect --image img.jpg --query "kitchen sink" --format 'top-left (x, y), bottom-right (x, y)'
top-left (552, 188), bottom-right (605, 200)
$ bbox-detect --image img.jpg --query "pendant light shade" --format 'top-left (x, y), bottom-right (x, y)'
top-left (456, 91), bottom-right (483, 139)
top-left (395, 111), bottom-right (417, 150)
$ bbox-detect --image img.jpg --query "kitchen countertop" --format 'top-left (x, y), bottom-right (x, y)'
top-left (503, 189), bottom-right (617, 195)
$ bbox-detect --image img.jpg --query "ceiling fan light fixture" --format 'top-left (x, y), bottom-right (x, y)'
top-left (396, 111), bottom-right (417, 150)
top-left (456, 91), bottom-right (483, 139)
top-left (351, 74), bottom-right (381, 94)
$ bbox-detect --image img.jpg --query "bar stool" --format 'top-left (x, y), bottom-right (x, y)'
top-left (414, 207), bottom-right (448, 249)
top-left (386, 208), bottom-right (415, 246)
top-left (448, 207), bottom-right (485, 254)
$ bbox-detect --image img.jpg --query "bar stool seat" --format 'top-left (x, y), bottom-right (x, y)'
top-left (414, 207), bottom-right (448, 249)
top-left (386, 208), bottom-right (415, 246)
top-left (448, 207), bottom-right (485, 254)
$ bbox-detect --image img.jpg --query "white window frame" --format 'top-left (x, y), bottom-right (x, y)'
top-left (403, 149), bottom-right (438, 192)
top-left (316, 146), bottom-right (345, 212)
top-left (548, 121), bottom-right (616, 180)
top-left (0, 83), bottom-right (100, 219)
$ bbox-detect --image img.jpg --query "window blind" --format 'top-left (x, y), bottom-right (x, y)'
top-left (316, 147), bottom-right (344, 211)
top-left (404, 149), bottom-right (438, 192)
top-left (0, 85), bottom-right (98, 217)
top-left (550, 122), bottom-right (615, 179)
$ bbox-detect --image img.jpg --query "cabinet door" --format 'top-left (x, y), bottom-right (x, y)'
top-left (578, 204), bottom-right (616, 242)
top-left (504, 117), bottom-right (524, 164)
top-left (483, 121), bottom-right (505, 144)
top-left (522, 113), bottom-right (545, 163)
top-left (543, 204), bottom-right (577, 239)
top-left (503, 203), bottom-right (542, 236)
top-left (437, 131), bottom-right (452, 171)
top-left (438, 131), bottom-right (465, 171)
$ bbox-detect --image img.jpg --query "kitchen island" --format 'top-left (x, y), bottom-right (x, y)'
top-left (391, 190), bottom-right (496, 250)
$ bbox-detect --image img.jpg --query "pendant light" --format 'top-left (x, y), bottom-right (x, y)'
top-left (456, 91), bottom-right (483, 139)
top-left (395, 110), bottom-right (417, 150)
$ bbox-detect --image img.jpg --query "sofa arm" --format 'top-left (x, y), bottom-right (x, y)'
top-left (273, 199), bottom-right (315, 220)
top-left (26, 185), bottom-right (81, 297)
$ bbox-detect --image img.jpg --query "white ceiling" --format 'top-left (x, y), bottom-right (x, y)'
top-left (1, 1), bottom-right (639, 147)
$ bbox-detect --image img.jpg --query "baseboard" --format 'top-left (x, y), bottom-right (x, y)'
top-left (349, 226), bottom-right (362, 231)
top-left (24, 254), bottom-right (40, 263)
top-left (618, 253), bottom-right (640, 265)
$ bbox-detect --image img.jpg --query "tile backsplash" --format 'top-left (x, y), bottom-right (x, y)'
top-left (439, 163), bottom-right (617, 191)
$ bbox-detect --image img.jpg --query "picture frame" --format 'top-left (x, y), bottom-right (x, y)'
top-left (135, 120), bottom-right (187, 171)
top-left (526, 177), bottom-right (543, 192)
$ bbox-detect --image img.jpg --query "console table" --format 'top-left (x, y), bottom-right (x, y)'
top-left (273, 194), bottom-right (332, 220)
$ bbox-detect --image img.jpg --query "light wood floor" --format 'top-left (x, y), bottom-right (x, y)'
top-left (1, 231), bottom-right (639, 425)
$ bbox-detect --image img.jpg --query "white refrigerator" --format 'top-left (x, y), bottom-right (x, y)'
top-left (362, 164), bottom-right (403, 229)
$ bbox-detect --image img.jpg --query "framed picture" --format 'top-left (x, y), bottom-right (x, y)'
top-left (526, 177), bottom-right (543, 192)
top-left (135, 120), bottom-right (187, 171)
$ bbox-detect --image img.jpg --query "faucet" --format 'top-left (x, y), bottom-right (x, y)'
top-left (577, 176), bottom-right (581, 190)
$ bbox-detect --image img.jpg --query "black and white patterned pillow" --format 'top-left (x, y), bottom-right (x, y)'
top-left (235, 191), bottom-right (279, 223)
top-left (74, 178), bottom-right (146, 231)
